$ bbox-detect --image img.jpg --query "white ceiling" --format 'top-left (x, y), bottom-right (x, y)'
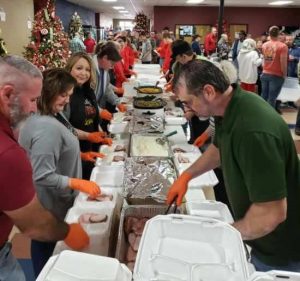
top-left (66, 0), bottom-right (300, 20)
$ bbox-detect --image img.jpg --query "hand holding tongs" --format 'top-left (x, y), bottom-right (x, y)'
top-left (165, 195), bottom-right (178, 215)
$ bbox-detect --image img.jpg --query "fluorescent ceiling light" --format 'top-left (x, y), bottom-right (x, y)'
top-left (113, 6), bottom-right (125, 9)
top-left (186, 0), bottom-right (204, 3)
top-left (102, 0), bottom-right (117, 2)
top-left (119, 10), bottom-right (129, 13)
top-left (268, 0), bottom-right (293, 5)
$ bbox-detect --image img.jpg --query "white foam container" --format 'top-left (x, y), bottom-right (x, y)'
top-left (248, 270), bottom-right (300, 281)
top-left (53, 205), bottom-right (112, 256)
top-left (74, 187), bottom-right (118, 209)
top-left (90, 165), bottom-right (124, 187)
top-left (133, 215), bottom-right (250, 281)
top-left (165, 107), bottom-right (187, 125)
top-left (133, 107), bottom-right (165, 118)
top-left (37, 250), bottom-right (132, 281)
top-left (173, 152), bottom-right (219, 188)
top-left (186, 200), bottom-right (234, 224)
top-left (171, 144), bottom-right (200, 155)
top-left (108, 123), bottom-right (129, 134)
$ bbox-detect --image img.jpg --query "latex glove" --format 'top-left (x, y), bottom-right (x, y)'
top-left (166, 171), bottom-right (192, 206)
top-left (115, 87), bottom-right (124, 96)
top-left (101, 137), bottom-right (113, 146)
top-left (87, 131), bottom-right (107, 143)
top-left (164, 83), bottom-right (173, 92)
top-left (193, 131), bottom-right (209, 148)
top-left (117, 103), bottom-right (127, 112)
top-left (69, 178), bottom-right (100, 197)
top-left (64, 223), bottom-right (89, 250)
top-left (81, 152), bottom-right (105, 163)
top-left (100, 109), bottom-right (112, 121)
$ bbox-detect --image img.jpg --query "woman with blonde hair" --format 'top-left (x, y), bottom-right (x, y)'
top-left (65, 52), bottom-right (112, 179)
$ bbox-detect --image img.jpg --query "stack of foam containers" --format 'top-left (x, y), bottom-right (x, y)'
top-left (37, 250), bottom-right (132, 281)
top-left (248, 270), bottom-right (300, 281)
top-left (133, 214), bottom-right (250, 281)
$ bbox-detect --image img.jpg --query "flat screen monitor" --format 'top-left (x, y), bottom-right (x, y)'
top-left (179, 25), bottom-right (193, 36)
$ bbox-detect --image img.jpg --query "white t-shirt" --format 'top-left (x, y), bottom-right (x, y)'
top-left (237, 50), bottom-right (262, 84)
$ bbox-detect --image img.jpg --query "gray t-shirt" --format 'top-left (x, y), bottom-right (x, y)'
top-left (19, 114), bottom-right (82, 220)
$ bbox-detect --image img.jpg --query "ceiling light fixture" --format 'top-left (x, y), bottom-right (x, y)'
top-left (186, 0), bottom-right (204, 3)
top-left (119, 10), bottom-right (129, 13)
top-left (102, 0), bottom-right (117, 2)
top-left (113, 6), bottom-right (125, 9)
top-left (268, 0), bottom-right (294, 5)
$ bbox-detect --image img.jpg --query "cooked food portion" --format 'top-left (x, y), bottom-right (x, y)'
top-left (137, 86), bottom-right (162, 94)
top-left (87, 193), bottom-right (113, 202)
top-left (78, 213), bottom-right (108, 224)
top-left (113, 155), bottom-right (125, 162)
top-left (134, 99), bottom-right (164, 109)
top-left (114, 144), bottom-right (126, 152)
top-left (124, 216), bottom-right (149, 270)
top-left (131, 135), bottom-right (169, 157)
top-left (178, 154), bottom-right (190, 163)
top-left (173, 147), bottom-right (187, 153)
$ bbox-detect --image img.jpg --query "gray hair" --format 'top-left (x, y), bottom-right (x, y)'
top-left (0, 55), bottom-right (42, 91)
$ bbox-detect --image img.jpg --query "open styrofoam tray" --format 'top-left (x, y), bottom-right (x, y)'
top-left (90, 165), bottom-right (124, 187)
top-left (173, 153), bottom-right (219, 188)
top-left (248, 270), bottom-right (300, 281)
top-left (96, 151), bottom-right (126, 167)
top-left (134, 215), bottom-right (249, 281)
top-left (74, 187), bottom-right (118, 209)
top-left (37, 250), bottom-right (132, 281)
top-left (171, 144), bottom-right (200, 155)
top-left (186, 200), bottom-right (234, 223)
top-left (165, 107), bottom-right (187, 125)
top-left (53, 206), bottom-right (112, 256)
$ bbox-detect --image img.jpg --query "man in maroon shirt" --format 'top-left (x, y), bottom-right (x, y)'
top-left (204, 27), bottom-right (217, 56)
top-left (0, 56), bottom-right (89, 281)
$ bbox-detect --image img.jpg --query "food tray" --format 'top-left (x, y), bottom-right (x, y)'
top-left (37, 251), bottom-right (132, 281)
top-left (134, 215), bottom-right (249, 281)
top-left (129, 115), bottom-right (164, 134)
top-left (115, 205), bottom-right (181, 270)
top-left (130, 134), bottom-right (171, 157)
top-left (123, 157), bottom-right (177, 205)
top-left (186, 200), bottom-right (234, 223)
top-left (90, 165), bottom-right (124, 187)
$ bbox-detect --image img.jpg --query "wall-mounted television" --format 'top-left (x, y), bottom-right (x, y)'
top-left (179, 25), bottom-right (194, 36)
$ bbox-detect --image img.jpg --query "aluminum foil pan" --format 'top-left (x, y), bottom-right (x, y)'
top-left (129, 115), bottom-right (164, 134)
top-left (123, 157), bottom-right (177, 205)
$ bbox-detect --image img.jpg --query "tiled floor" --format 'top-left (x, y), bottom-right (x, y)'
top-left (10, 107), bottom-right (300, 281)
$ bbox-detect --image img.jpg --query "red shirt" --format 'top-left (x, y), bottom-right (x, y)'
top-left (162, 42), bottom-right (172, 73)
top-left (204, 33), bottom-right (217, 55)
top-left (114, 61), bottom-right (128, 88)
top-left (120, 46), bottom-right (131, 76)
top-left (84, 38), bottom-right (96, 54)
top-left (0, 115), bottom-right (35, 245)
top-left (262, 40), bottom-right (288, 77)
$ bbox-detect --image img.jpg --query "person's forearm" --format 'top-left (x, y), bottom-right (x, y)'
top-left (186, 144), bottom-right (220, 178)
top-left (232, 199), bottom-right (287, 240)
top-left (76, 128), bottom-right (89, 140)
top-left (280, 56), bottom-right (287, 77)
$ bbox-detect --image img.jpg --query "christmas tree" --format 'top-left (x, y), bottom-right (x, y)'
top-left (133, 13), bottom-right (149, 34)
top-left (68, 12), bottom-right (83, 39)
top-left (23, 0), bottom-right (70, 71)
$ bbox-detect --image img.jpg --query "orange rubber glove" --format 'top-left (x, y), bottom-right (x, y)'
top-left (164, 83), bottom-right (173, 92)
top-left (166, 171), bottom-right (192, 206)
top-left (193, 131), bottom-right (210, 148)
top-left (117, 103), bottom-right (127, 112)
top-left (100, 109), bottom-right (112, 121)
top-left (115, 87), bottom-right (124, 97)
top-left (101, 137), bottom-right (113, 146)
top-left (81, 152), bottom-right (105, 163)
top-left (64, 223), bottom-right (89, 250)
top-left (69, 178), bottom-right (100, 197)
top-left (87, 131), bottom-right (107, 143)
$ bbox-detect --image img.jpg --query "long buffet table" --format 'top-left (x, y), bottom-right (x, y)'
top-left (38, 64), bottom-right (296, 281)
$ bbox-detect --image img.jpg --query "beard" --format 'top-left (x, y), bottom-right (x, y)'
top-left (9, 95), bottom-right (29, 128)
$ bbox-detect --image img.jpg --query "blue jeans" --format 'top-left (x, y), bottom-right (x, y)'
top-left (0, 242), bottom-right (26, 281)
top-left (261, 73), bottom-right (285, 108)
top-left (31, 240), bottom-right (56, 277)
top-left (251, 254), bottom-right (300, 272)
